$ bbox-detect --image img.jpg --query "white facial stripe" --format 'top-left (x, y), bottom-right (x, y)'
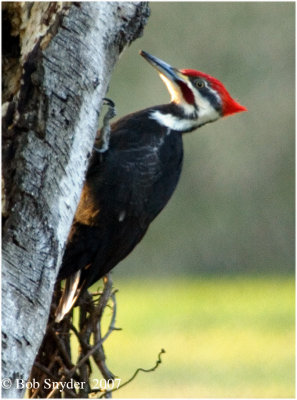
top-left (150, 110), bottom-right (199, 131)
top-left (150, 102), bottom-right (220, 132)
top-left (193, 90), bottom-right (220, 125)
top-left (180, 102), bottom-right (197, 116)
top-left (203, 80), bottom-right (221, 100)
top-left (196, 106), bottom-right (220, 127)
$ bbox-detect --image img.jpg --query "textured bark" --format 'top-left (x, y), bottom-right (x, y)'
top-left (2, 2), bottom-right (149, 397)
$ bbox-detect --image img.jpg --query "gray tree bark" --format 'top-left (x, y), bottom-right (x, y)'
top-left (2, 2), bottom-right (149, 397)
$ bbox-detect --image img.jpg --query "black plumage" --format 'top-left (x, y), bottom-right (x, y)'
top-left (55, 51), bottom-right (246, 321)
top-left (58, 106), bottom-right (183, 289)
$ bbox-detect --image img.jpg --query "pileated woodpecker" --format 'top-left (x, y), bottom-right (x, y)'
top-left (55, 51), bottom-right (246, 321)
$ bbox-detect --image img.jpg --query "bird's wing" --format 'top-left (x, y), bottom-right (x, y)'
top-left (109, 146), bottom-right (164, 218)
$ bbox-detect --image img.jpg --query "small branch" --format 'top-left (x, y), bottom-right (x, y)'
top-left (46, 276), bottom-right (117, 398)
top-left (114, 349), bottom-right (166, 392)
top-left (92, 349), bottom-right (166, 398)
top-left (68, 277), bottom-right (116, 374)
top-left (33, 276), bottom-right (163, 399)
top-left (49, 326), bottom-right (74, 369)
top-left (32, 362), bottom-right (77, 399)
top-left (70, 323), bottom-right (91, 352)
top-left (92, 285), bottom-right (117, 386)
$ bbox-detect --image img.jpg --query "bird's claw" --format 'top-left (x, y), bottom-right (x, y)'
top-left (94, 98), bottom-right (117, 154)
top-left (103, 97), bottom-right (115, 108)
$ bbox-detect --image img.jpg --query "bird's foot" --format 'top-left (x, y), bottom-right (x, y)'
top-left (94, 97), bottom-right (117, 153)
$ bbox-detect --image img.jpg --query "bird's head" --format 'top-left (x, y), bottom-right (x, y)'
top-left (140, 50), bottom-right (247, 132)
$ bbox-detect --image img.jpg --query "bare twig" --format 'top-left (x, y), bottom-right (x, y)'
top-left (70, 323), bottom-right (91, 352)
top-left (49, 326), bottom-right (74, 369)
top-left (92, 284), bottom-right (117, 391)
top-left (45, 276), bottom-right (117, 398)
top-left (68, 276), bottom-right (116, 375)
top-left (91, 349), bottom-right (166, 398)
top-left (32, 275), bottom-right (164, 399)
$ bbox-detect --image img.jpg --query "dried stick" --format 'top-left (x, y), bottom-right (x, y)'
top-left (46, 275), bottom-right (117, 398)
top-left (90, 349), bottom-right (166, 398)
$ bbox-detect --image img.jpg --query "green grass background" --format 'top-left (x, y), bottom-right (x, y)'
top-left (79, 276), bottom-right (295, 398)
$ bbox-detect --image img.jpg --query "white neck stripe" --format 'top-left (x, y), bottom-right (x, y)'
top-left (150, 110), bottom-right (198, 132)
top-left (150, 108), bottom-right (220, 132)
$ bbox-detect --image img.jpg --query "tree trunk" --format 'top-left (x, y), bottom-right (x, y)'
top-left (2, 2), bottom-right (149, 397)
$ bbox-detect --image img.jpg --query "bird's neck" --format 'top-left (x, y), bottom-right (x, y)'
top-left (150, 102), bottom-right (220, 133)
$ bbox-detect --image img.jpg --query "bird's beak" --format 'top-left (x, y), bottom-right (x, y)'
top-left (140, 50), bottom-right (182, 83)
top-left (140, 50), bottom-right (191, 105)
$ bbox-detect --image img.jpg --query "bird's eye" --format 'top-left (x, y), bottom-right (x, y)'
top-left (195, 79), bottom-right (205, 89)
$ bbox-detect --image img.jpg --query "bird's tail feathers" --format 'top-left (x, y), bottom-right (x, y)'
top-left (55, 270), bottom-right (82, 323)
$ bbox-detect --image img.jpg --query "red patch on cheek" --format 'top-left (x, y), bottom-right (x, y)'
top-left (178, 80), bottom-right (195, 104)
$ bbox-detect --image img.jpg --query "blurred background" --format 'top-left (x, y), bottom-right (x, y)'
top-left (108, 2), bottom-right (294, 278)
top-left (90, 2), bottom-right (294, 398)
